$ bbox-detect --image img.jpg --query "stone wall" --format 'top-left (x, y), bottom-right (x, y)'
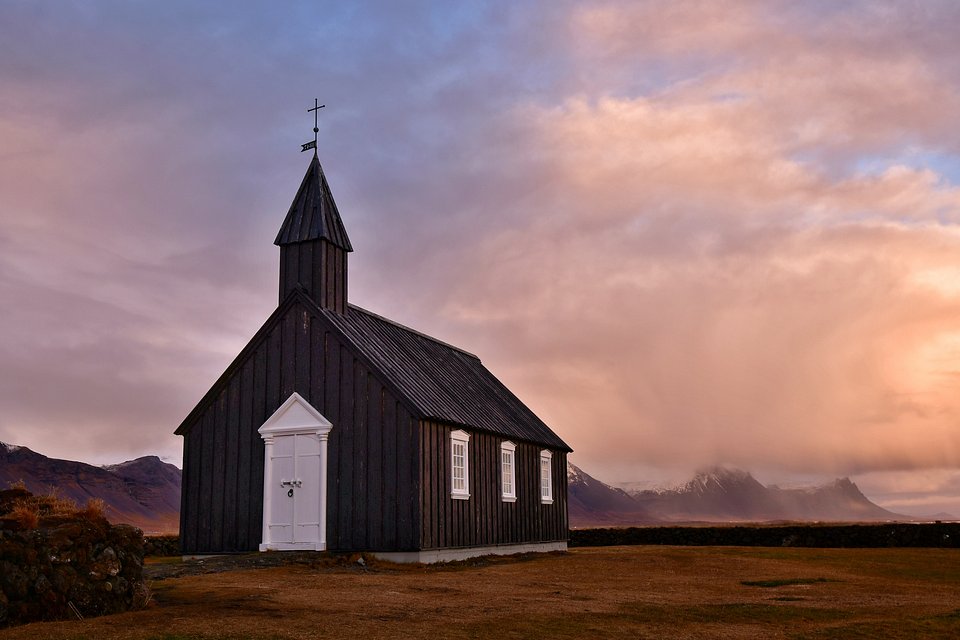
top-left (143, 535), bottom-right (180, 557)
top-left (570, 523), bottom-right (959, 548)
top-left (0, 489), bottom-right (145, 627)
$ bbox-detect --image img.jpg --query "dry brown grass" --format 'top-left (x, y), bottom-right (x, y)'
top-left (7, 502), bottom-right (39, 529)
top-left (1, 546), bottom-right (958, 639)
top-left (1, 487), bottom-right (110, 530)
top-left (77, 497), bottom-right (107, 521)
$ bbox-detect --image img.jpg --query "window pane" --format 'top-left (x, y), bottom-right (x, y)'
top-left (452, 440), bottom-right (467, 494)
top-left (450, 432), bottom-right (471, 498)
top-left (541, 457), bottom-right (551, 499)
top-left (501, 448), bottom-right (516, 498)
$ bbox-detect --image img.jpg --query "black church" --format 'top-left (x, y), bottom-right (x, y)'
top-left (176, 145), bottom-right (571, 562)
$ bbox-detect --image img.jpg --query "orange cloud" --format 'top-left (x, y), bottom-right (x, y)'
top-left (414, 3), bottom-right (960, 484)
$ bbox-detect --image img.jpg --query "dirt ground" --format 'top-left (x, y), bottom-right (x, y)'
top-left (2, 546), bottom-right (959, 639)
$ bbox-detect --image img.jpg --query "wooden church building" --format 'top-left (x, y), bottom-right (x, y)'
top-left (176, 150), bottom-right (571, 562)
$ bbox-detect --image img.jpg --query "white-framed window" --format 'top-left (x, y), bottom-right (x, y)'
top-left (540, 449), bottom-right (554, 504)
top-left (501, 441), bottom-right (517, 502)
top-left (450, 429), bottom-right (470, 500)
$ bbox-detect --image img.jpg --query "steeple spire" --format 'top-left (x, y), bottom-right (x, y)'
top-left (275, 154), bottom-right (353, 312)
top-left (274, 155), bottom-right (352, 250)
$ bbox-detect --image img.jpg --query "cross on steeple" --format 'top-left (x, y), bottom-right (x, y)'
top-left (301, 99), bottom-right (325, 153)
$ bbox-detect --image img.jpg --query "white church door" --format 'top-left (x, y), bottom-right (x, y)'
top-left (265, 432), bottom-right (321, 546)
top-left (258, 392), bottom-right (332, 552)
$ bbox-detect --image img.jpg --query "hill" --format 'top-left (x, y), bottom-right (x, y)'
top-left (0, 442), bottom-right (180, 534)
top-left (567, 463), bottom-right (657, 527)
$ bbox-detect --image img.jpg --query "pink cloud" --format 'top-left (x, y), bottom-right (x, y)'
top-left (2, 1), bottom-right (959, 518)
top-left (402, 3), bottom-right (960, 485)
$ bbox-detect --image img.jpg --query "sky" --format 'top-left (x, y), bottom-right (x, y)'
top-left (1, 1), bottom-right (959, 517)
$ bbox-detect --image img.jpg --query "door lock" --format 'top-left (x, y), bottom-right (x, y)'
top-left (287, 488), bottom-right (294, 498)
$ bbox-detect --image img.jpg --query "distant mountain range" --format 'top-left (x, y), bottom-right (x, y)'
top-left (0, 440), bottom-right (941, 535)
top-left (568, 463), bottom-right (920, 527)
top-left (0, 442), bottom-right (180, 534)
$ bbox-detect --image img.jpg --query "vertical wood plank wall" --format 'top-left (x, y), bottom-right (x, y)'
top-left (419, 420), bottom-right (569, 550)
top-left (179, 301), bottom-right (420, 553)
top-left (279, 240), bottom-right (347, 313)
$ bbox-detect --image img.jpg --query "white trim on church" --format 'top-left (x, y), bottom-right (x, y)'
top-left (258, 392), bottom-right (333, 552)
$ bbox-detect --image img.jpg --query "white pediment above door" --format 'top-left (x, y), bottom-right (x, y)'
top-left (258, 392), bottom-right (332, 438)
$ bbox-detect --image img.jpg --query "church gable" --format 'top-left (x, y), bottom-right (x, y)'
top-left (176, 292), bottom-right (418, 438)
top-left (177, 293), bottom-right (422, 553)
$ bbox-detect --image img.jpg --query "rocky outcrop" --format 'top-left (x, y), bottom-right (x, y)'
top-left (0, 489), bottom-right (145, 627)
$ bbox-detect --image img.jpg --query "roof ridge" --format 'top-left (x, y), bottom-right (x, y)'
top-left (345, 304), bottom-right (480, 360)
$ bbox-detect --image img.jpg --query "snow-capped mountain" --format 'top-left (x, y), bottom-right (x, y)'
top-left (568, 463), bottom-right (907, 524)
top-left (567, 463), bottom-right (656, 527)
top-left (629, 466), bottom-right (782, 521)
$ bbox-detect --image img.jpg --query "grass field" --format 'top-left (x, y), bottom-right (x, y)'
top-left (2, 546), bottom-right (958, 639)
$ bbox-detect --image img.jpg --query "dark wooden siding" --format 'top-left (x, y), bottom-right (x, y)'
top-left (179, 301), bottom-right (420, 553)
top-left (419, 420), bottom-right (568, 550)
top-left (279, 240), bottom-right (348, 313)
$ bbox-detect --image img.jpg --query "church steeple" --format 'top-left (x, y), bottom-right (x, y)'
top-left (275, 154), bottom-right (353, 312)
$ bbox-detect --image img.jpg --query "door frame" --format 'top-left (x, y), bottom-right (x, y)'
top-left (257, 392), bottom-right (333, 551)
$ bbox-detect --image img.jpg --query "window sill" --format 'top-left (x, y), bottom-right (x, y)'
top-left (540, 498), bottom-right (554, 505)
top-left (501, 496), bottom-right (517, 503)
top-left (451, 493), bottom-right (470, 500)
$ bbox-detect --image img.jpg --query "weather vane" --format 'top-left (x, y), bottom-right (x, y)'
top-left (301, 98), bottom-right (325, 153)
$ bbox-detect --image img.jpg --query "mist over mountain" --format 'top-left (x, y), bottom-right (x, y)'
top-left (568, 463), bottom-right (913, 526)
top-left (632, 466), bottom-right (904, 522)
top-left (0, 442), bottom-right (180, 534)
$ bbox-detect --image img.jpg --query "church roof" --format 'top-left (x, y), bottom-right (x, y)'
top-left (274, 154), bottom-right (353, 251)
top-left (175, 289), bottom-right (571, 452)
top-left (324, 303), bottom-right (572, 452)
